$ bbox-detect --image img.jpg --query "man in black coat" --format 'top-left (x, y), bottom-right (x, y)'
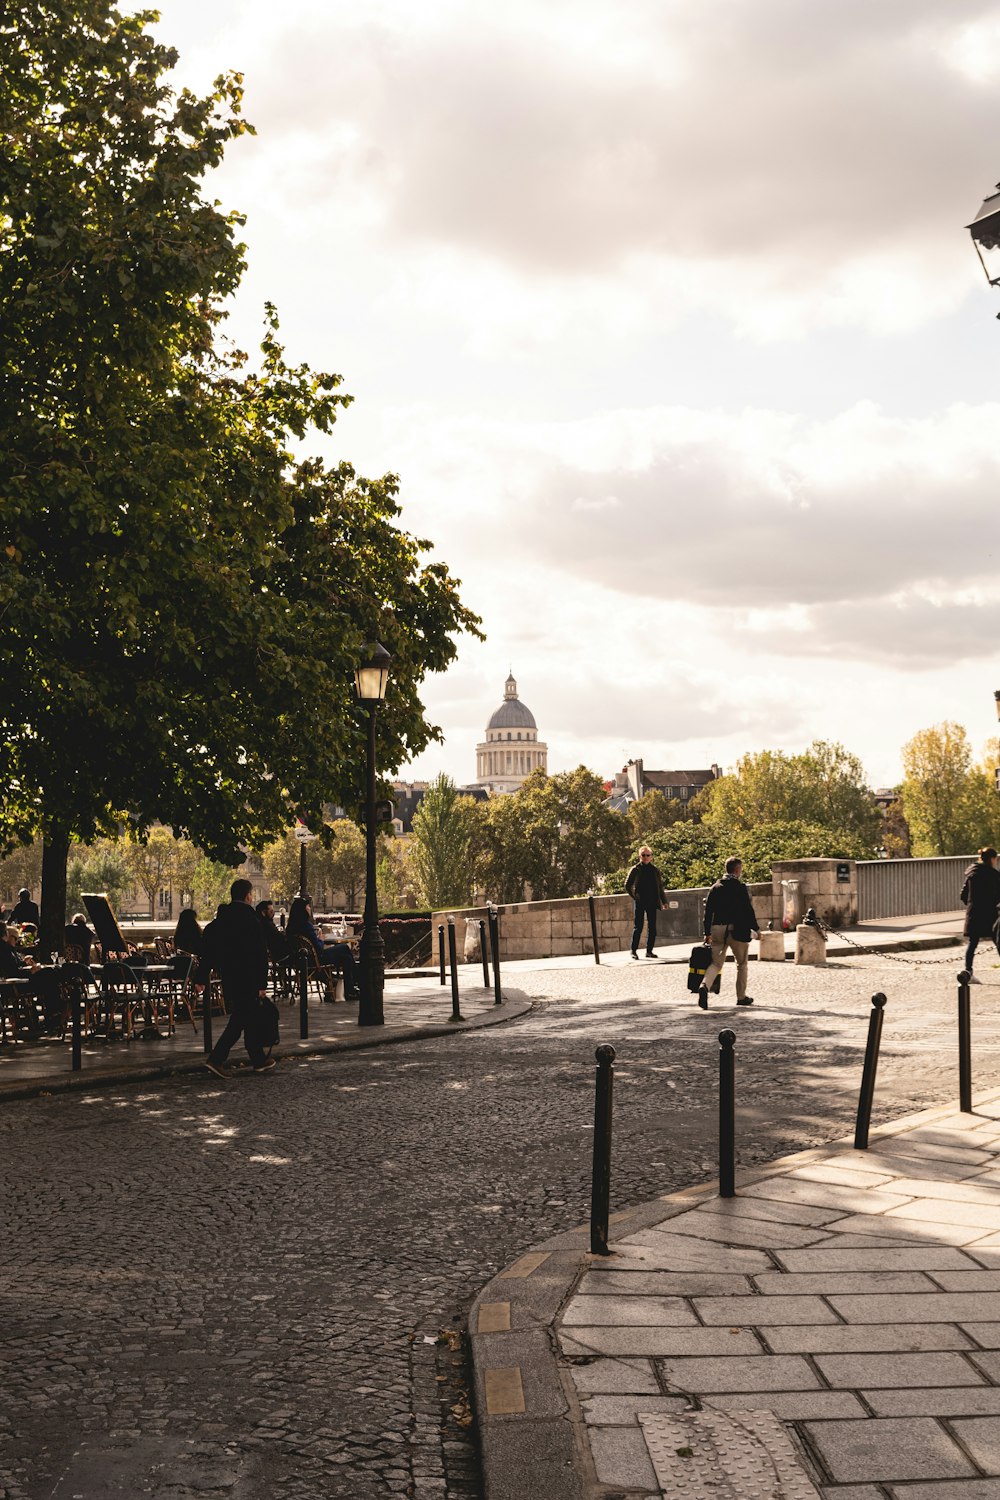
top-left (624, 846), bottom-right (666, 958)
top-left (698, 857), bottom-right (760, 1010)
top-left (10, 889), bottom-right (39, 926)
top-left (961, 847), bottom-right (1000, 982)
top-left (196, 878), bottom-right (275, 1079)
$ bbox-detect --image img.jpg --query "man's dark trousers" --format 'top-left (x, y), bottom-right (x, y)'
top-left (209, 989), bottom-right (266, 1070)
top-left (632, 903), bottom-right (657, 955)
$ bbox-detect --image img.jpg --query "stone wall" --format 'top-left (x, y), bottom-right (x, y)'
top-left (434, 878), bottom-right (783, 965)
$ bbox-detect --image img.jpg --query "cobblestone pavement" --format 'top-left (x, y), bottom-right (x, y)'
top-left (1, 952), bottom-right (995, 1500)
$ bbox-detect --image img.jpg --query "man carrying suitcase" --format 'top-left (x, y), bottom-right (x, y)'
top-left (698, 857), bottom-right (760, 1010)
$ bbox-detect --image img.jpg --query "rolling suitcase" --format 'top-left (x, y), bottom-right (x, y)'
top-left (687, 943), bottom-right (721, 994)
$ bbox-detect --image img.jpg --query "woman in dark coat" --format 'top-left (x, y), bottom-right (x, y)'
top-left (173, 907), bottom-right (203, 957)
top-left (960, 847), bottom-right (1000, 981)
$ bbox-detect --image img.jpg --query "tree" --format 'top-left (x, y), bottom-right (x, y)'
top-left (325, 820), bottom-right (368, 911)
top-left (880, 798), bottom-right (912, 859)
top-left (901, 723), bottom-right (980, 856)
top-left (703, 742), bottom-right (880, 846)
top-left (409, 775), bottom-right (482, 909)
top-left (0, 840), bottom-right (42, 904)
top-left (1, 3), bottom-right (480, 951)
top-left (119, 828), bottom-right (180, 917)
top-left (627, 790), bottom-right (695, 841)
top-left (65, 839), bottom-right (130, 915)
top-left (478, 768), bottom-right (629, 903)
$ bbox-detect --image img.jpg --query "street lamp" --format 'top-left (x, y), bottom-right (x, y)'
top-left (967, 185), bottom-right (1000, 291)
top-left (354, 641), bottom-right (391, 1025)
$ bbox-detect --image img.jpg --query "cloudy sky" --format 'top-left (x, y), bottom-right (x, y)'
top-left (152, 0), bottom-right (1000, 790)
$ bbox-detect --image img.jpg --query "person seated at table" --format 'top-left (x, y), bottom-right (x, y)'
top-left (173, 907), bottom-right (203, 957)
top-left (0, 925), bottom-right (38, 976)
top-left (10, 889), bottom-right (40, 926)
top-left (287, 895), bottom-right (359, 999)
top-left (256, 899), bottom-right (288, 962)
top-left (64, 912), bottom-right (98, 964)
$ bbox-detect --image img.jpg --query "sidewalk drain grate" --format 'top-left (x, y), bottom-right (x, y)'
top-left (638, 1410), bottom-right (820, 1498)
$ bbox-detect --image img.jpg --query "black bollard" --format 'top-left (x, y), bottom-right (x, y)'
top-left (854, 992), bottom-right (887, 1149)
top-left (719, 1029), bottom-right (736, 1198)
top-left (958, 970), bottom-right (973, 1114)
top-left (590, 1044), bottom-right (616, 1255)
top-left (438, 925), bottom-right (446, 987)
top-left (299, 954), bottom-right (309, 1040)
top-left (202, 975), bottom-right (213, 1055)
top-left (588, 893), bottom-right (601, 965)
top-left (447, 919), bottom-right (463, 1022)
top-left (489, 906), bottom-right (502, 1005)
top-left (71, 976), bottom-right (83, 1073)
top-left (479, 920), bottom-right (490, 988)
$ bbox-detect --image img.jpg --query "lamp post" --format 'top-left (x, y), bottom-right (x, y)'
top-left (355, 641), bottom-right (391, 1026)
top-left (967, 184), bottom-right (1000, 294)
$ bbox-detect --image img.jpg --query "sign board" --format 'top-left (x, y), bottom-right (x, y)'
top-left (294, 824), bottom-right (318, 843)
top-left (80, 892), bottom-right (128, 960)
top-left (836, 862), bottom-right (851, 883)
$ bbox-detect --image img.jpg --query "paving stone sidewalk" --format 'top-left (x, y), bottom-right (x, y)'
top-left (471, 1086), bottom-right (1000, 1499)
top-left (0, 975), bottom-right (530, 1100)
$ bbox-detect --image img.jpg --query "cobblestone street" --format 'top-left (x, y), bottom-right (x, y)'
top-left (2, 951), bottom-right (997, 1499)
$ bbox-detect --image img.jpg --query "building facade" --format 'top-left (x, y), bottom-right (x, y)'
top-left (475, 674), bottom-right (548, 795)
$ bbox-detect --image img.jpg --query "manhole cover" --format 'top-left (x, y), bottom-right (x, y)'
top-left (638, 1410), bottom-right (820, 1498)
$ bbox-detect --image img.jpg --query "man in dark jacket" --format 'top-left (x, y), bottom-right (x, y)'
top-left (961, 847), bottom-right (1000, 982)
top-left (625, 846), bottom-right (666, 959)
top-left (196, 879), bottom-right (275, 1078)
top-left (10, 889), bottom-right (39, 926)
top-left (698, 857), bottom-right (760, 1010)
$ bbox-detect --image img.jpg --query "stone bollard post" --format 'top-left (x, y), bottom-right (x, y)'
top-left (794, 909), bottom-right (827, 966)
top-left (758, 930), bottom-right (786, 962)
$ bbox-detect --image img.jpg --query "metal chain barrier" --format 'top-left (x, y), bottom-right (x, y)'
top-left (806, 909), bottom-right (963, 967)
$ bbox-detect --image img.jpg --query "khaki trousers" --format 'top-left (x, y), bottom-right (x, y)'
top-left (702, 925), bottom-right (750, 1000)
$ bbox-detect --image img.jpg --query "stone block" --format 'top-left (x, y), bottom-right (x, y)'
top-left (758, 930), bottom-right (786, 961)
top-left (795, 923), bottom-right (827, 965)
top-left (655, 1354), bottom-right (819, 1392)
top-left (812, 1352), bottom-right (983, 1388)
top-left (549, 939), bottom-right (580, 957)
top-left (589, 1426), bottom-right (658, 1490)
top-left (803, 1416), bottom-right (975, 1483)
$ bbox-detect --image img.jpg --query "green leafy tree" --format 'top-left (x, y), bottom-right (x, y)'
top-left (605, 825), bottom-right (725, 894)
top-left (901, 723), bottom-right (981, 856)
top-left (703, 741), bottom-right (880, 846)
top-left (478, 768), bottom-right (629, 903)
top-left (627, 790), bottom-right (695, 841)
top-left (1, 3), bottom-right (480, 950)
top-left (119, 828), bottom-right (180, 917)
top-left (409, 775), bottom-right (482, 909)
top-left (880, 798), bottom-right (912, 859)
top-left (0, 840), bottom-right (42, 905)
top-left (65, 839), bottom-right (131, 915)
top-left (325, 819), bottom-right (368, 910)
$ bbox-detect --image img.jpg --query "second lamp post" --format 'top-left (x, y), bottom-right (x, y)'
top-left (355, 642), bottom-right (391, 1026)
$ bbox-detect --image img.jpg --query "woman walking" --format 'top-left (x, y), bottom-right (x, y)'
top-left (960, 847), bottom-right (1000, 982)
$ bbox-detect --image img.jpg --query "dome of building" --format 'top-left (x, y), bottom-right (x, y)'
top-left (476, 673), bottom-right (548, 794)
top-left (487, 674), bottom-right (537, 731)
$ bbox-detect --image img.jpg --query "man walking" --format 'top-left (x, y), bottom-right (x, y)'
top-left (197, 878), bottom-right (275, 1079)
top-left (625, 845), bottom-right (666, 958)
top-left (960, 846), bottom-right (1000, 982)
top-left (698, 857), bottom-right (760, 1010)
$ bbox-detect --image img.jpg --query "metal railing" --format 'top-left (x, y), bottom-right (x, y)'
top-left (856, 855), bottom-right (971, 920)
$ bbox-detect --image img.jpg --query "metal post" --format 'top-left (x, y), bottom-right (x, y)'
top-left (447, 919), bottom-right (463, 1022)
top-left (479, 920), bottom-right (490, 988)
top-left (489, 906), bottom-right (502, 1005)
top-left (299, 840), bottom-right (307, 898)
top-left (299, 953), bottom-right (309, 1040)
top-left (358, 700), bottom-right (385, 1025)
top-left (959, 970), bottom-right (973, 1114)
top-left (202, 974), bottom-right (214, 1055)
top-left (587, 893), bottom-right (601, 965)
top-left (438, 925), bottom-right (446, 986)
top-left (719, 1029), bottom-right (736, 1197)
top-left (71, 976), bottom-right (83, 1072)
top-left (590, 1044), bottom-right (616, 1255)
top-left (854, 992), bottom-right (887, 1150)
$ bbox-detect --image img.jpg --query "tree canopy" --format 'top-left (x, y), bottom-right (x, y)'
top-left (409, 775), bottom-right (480, 910)
top-left (478, 768), bottom-right (629, 903)
top-left (702, 741), bottom-right (880, 847)
top-left (900, 723), bottom-right (997, 857)
top-left (1, 3), bottom-right (480, 943)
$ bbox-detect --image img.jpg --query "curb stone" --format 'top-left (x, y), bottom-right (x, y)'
top-left (469, 1081), bottom-right (1000, 1500)
top-left (0, 989), bottom-right (534, 1104)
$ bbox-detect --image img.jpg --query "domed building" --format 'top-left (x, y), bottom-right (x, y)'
top-left (476, 673), bottom-right (548, 795)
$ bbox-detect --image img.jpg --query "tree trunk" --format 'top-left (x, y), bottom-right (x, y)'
top-left (40, 831), bottom-right (69, 957)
